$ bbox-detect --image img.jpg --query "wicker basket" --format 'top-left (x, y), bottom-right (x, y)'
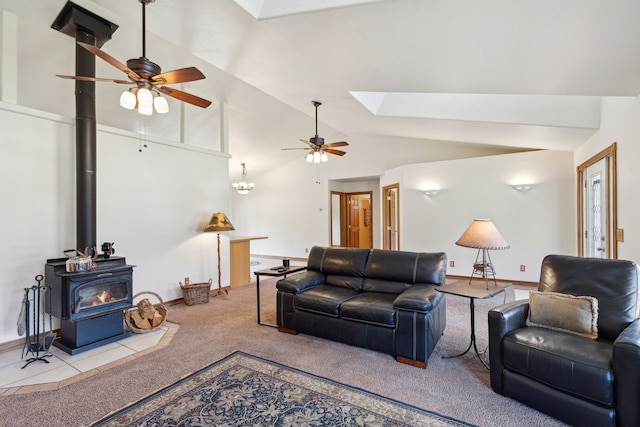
top-left (180, 278), bottom-right (213, 306)
top-left (124, 291), bottom-right (167, 334)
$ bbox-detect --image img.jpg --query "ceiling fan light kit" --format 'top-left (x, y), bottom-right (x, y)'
top-left (57, 0), bottom-right (211, 116)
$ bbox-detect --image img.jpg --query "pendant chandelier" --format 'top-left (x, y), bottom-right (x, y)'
top-left (232, 163), bottom-right (255, 195)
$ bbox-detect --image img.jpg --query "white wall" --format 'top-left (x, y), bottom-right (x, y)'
top-left (232, 148), bottom-right (575, 283)
top-left (230, 158), bottom-right (330, 258)
top-left (575, 96), bottom-right (640, 264)
top-left (0, 103), bottom-right (229, 345)
top-left (382, 150), bottom-right (575, 283)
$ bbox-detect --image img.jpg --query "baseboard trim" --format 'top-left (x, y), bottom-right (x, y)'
top-left (396, 356), bottom-right (426, 369)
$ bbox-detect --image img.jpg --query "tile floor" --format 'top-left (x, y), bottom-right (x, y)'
top-left (0, 322), bottom-right (177, 395)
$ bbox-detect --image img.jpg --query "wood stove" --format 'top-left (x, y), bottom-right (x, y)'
top-left (45, 256), bottom-right (134, 354)
top-left (45, 3), bottom-right (131, 355)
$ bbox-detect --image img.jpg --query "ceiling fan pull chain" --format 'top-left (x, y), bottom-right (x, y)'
top-left (138, 117), bottom-right (148, 152)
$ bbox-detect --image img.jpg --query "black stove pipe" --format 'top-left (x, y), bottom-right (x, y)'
top-left (75, 30), bottom-right (97, 255)
top-left (51, 1), bottom-right (118, 257)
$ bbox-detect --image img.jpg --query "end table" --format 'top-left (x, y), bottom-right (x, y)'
top-left (436, 280), bottom-right (511, 368)
top-left (254, 265), bottom-right (306, 327)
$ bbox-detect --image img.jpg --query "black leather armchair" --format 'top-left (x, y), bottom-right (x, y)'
top-left (488, 255), bottom-right (640, 427)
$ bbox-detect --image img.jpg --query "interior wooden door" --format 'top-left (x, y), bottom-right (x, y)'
top-left (348, 195), bottom-right (361, 248)
top-left (382, 184), bottom-right (399, 250)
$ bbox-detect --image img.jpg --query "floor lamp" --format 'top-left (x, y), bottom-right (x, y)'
top-left (455, 219), bottom-right (510, 289)
top-left (205, 213), bottom-right (235, 295)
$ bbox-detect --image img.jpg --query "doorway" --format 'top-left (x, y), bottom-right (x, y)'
top-left (382, 183), bottom-right (399, 250)
top-left (577, 143), bottom-right (618, 258)
top-left (330, 191), bottom-right (373, 248)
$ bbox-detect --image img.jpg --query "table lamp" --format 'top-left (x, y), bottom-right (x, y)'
top-left (205, 213), bottom-right (235, 295)
top-left (456, 219), bottom-right (510, 289)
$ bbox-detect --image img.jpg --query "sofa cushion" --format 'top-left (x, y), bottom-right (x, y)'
top-left (527, 291), bottom-right (599, 339)
top-left (295, 285), bottom-right (360, 316)
top-left (340, 292), bottom-right (397, 326)
top-left (503, 326), bottom-right (614, 406)
top-left (362, 278), bottom-right (411, 294)
top-left (364, 249), bottom-right (420, 284)
top-left (313, 247), bottom-right (370, 290)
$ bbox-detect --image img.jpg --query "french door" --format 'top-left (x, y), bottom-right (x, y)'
top-left (577, 143), bottom-right (618, 258)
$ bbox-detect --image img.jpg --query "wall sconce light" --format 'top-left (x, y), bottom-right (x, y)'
top-left (424, 189), bottom-right (440, 197)
top-left (512, 184), bottom-right (533, 192)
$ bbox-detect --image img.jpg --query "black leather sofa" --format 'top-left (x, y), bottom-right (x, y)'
top-left (276, 246), bottom-right (447, 368)
top-left (488, 255), bottom-right (640, 427)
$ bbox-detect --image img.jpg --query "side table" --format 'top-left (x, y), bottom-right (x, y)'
top-left (254, 265), bottom-right (306, 327)
top-left (436, 280), bottom-right (510, 368)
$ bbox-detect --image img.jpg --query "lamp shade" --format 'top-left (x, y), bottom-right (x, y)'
top-left (204, 213), bottom-right (235, 232)
top-left (455, 219), bottom-right (510, 250)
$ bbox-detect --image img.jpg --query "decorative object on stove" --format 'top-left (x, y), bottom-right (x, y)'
top-left (21, 275), bottom-right (56, 368)
top-left (180, 277), bottom-right (214, 305)
top-left (232, 163), bottom-right (255, 195)
top-left (101, 242), bottom-right (115, 258)
top-left (64, 247), bottom-right (98, 272)
top-left (204, 213), bottom-right (235, 295)
top-left (124, 291), bottom-right (167, 333)
top-left (55, 0), bottom-right (211, 115)
top-left (455, 219), bottom-right (510, 289)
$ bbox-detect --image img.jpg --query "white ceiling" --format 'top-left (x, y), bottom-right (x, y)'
top-left (3, 0), bottom-right (640, 182)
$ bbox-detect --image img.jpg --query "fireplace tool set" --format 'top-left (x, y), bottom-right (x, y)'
top-left (18, 274), bottom-right (56, 368)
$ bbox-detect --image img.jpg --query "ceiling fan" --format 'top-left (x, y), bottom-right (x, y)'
top-left (56, 0), bottom-right (211, 115)
top-left (282, 101), bottom-right (348, 163)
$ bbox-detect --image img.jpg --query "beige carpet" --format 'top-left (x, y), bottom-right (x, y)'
top-left (0, 278), bottom-right (567, 427)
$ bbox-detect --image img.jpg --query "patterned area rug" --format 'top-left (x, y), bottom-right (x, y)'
top-left (89, 351), bottom-right (475, 426)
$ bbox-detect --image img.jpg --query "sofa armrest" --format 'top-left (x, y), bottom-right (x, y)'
top-left (613, 318), bottom-right (640, 427)
top-left (488, 300), bottom-right (529, 394)
top-left (276, 271), bottom-right (325, 294)
top-left (394, 284), bottom-right (440, 312)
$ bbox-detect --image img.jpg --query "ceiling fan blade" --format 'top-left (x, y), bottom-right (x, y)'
top-left (77, 41), bottom-right (141, 80)
top-left (152, 67), bottom-right (206, 84)
top-left (281, 147), bottom-right (309, 151)
top-left (324, 141), bottom-right (349, 148)
top-left (56, 75), bottom-right (132, 84)
top-left (157, 85), bottom-right (212, 108)
top-left (323, 148), bottom-right (347, 156)
top-left (299, 139), bottom-right (316, 148)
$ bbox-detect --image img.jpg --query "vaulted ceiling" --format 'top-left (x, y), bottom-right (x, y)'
top-left (4, 0), bottom-right (640, 182)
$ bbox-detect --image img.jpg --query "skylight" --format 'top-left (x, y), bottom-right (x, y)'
top-left (350, 92), bottom-right (601, 129)
top-left (232, 0), bottom-right (386, 20)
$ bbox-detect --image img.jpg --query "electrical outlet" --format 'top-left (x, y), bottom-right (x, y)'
top-left (305, 248), bottom-right (309, 253)
top-left (520, 265), bottom-right (526, 272)
top-left (449, 260), bottom-right (455, 267)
